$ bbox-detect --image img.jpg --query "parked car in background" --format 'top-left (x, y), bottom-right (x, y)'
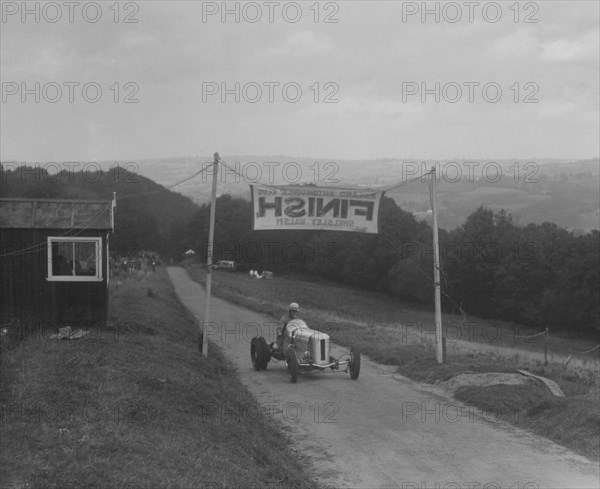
top-left (214, 260), bottom-right (237, 271)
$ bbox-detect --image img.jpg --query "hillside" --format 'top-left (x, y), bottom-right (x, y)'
top-left (0, 164), bottom-right (200, 256)
top-left (1, 161), bottom-right (597, 336)
top-left (87, 156), bottom-right (599, 232)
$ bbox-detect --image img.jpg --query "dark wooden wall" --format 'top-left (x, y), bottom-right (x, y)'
top-left (0, 228), bottom-right (108, 330)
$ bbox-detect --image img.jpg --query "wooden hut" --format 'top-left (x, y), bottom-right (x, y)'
top-left (0, 197), bottom-right (115, 330)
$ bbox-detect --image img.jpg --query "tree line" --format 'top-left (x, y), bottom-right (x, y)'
top-left (3, 165), bottom-right (597, 337)
top-left (180, 195), bottom-right (599, 337)
top-left (0, 164), bottom-right (198, 257)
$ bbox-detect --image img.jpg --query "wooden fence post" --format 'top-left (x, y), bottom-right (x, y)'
top-left (544, 328), bottom-right (549, 365)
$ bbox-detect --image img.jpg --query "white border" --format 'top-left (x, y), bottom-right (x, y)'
top-left (47, 237), bottom-right (103, 282)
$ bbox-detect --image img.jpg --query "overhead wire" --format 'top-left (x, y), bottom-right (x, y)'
top-left (6, 160), bottom-right (593, 338)
top-left (1, 163), bottom-right (214, 258)
top-left (218, 158), bottom-right (276, 188)
top-left (144, 160), bottom-right (600, 335)
top-left (116, 164), bottom-right (213, 201)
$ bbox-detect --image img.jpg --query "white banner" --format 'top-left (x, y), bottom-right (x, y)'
top-left (251, 185), bottom-right (384, 234)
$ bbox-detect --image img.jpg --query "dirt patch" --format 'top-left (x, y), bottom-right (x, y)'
top-left (581, 386), bottom-right (600, 402)
top-left (438, 372), bottom-right (534, 394)
top-left (437, 372), bottom-right (600, 461)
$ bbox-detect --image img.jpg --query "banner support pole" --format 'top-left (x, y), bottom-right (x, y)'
top-left (202, 152), bottom-right (219, 357)
top-left (431, 166), bottom-right (444, 364)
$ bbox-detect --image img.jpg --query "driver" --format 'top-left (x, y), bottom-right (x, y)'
top-left (277, 302), bottom-right (300, 347)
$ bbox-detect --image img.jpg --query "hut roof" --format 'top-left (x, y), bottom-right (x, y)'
top-left (0, 198), bottom-right (114, 230)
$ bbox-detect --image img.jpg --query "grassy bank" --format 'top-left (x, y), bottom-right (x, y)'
top-left (1, 268), bottom-right (324, 489)
top-left (188, 266), bottom-right (599, 461)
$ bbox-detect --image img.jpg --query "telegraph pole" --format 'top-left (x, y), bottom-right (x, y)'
top-left (201, 152), bottom-right (219, 357)
top-left (431, 166), bottom-right (444, 364)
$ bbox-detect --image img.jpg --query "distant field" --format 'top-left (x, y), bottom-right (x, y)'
top-left (106, 156), bottom-right (599, 231)
top-left (443, 186), bottom-right (551, 207)
top-left (190, 266), bottom-right (597, 357)
top-left (580, 209), bottom-right (600, 230)
top-left (390, 186), bottom-right (559, 229)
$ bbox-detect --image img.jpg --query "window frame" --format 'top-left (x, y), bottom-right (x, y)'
top-left (47, 236), bottom-right (103, 282)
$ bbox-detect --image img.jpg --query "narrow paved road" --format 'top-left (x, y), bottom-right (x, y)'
top-left (167, 267), bottom-right (599, 489)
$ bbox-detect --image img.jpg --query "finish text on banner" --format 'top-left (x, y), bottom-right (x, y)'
top-left (251, 185), bottom-right (384, 234)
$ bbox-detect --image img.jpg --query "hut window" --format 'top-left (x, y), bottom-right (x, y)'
top-left (47, 237), bottom-right (102, 281)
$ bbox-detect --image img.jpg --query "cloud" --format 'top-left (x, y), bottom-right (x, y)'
top-left (326, 96), bottom-right (426, 121)
top-left (117, 31), bottom-right (158, 49)
top-left (263, 30), bottom-right (333, 58)
top-left (1, 40), bottom-right (68, 79)
top-left (490, 28), bottom-right (540, 61)
top-left (2, 1), bottom-right (598, 161)
top-left (541, 30), bottom-right (599, 63)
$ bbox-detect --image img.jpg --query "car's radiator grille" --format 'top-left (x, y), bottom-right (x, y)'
top-left (320, 339), bottom-right (326, 361)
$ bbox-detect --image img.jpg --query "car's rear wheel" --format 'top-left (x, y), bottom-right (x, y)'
top-left (349, 347), bottom-right (361, 380)
top-left (251, 337), bottom-right (269, 370)
top-left (286, 347), bottom-right (299, 383)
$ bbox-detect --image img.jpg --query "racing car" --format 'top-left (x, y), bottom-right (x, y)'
top-left (250, 319), bottom-right (360, 383)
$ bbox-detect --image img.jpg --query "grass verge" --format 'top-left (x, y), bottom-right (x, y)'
top-left (188, 265), bottom-right (600, 462)
top-left (1, 268), bottom-right (325, 489)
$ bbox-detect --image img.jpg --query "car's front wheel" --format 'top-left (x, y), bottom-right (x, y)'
top-left (349, 346), bottom-right (361, 380)
top-left (251, 336), bottom-right (269, 370)
top-left (286, 347), bottom-right (299, 383)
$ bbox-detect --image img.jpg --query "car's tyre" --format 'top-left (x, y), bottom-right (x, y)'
top-left (251, 337), bottom-right (269, 371)
top-left (349, 347), bottom-right (361, 380)
top-left (250, 337), bottom-right (261, 370)
top-left (258, 336), bottom-right (271, 369)
top-left (286, 347), bottom-right (299, 384)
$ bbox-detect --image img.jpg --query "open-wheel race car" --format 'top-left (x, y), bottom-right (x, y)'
top-left (250, 319), bottom-right (360, 383)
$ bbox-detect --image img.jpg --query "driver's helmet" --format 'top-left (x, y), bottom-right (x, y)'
top-left (289, 302), bottom-right (299, 312)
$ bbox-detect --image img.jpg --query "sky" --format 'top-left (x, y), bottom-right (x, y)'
top-left (1, 0), bottom-right (599, 162)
